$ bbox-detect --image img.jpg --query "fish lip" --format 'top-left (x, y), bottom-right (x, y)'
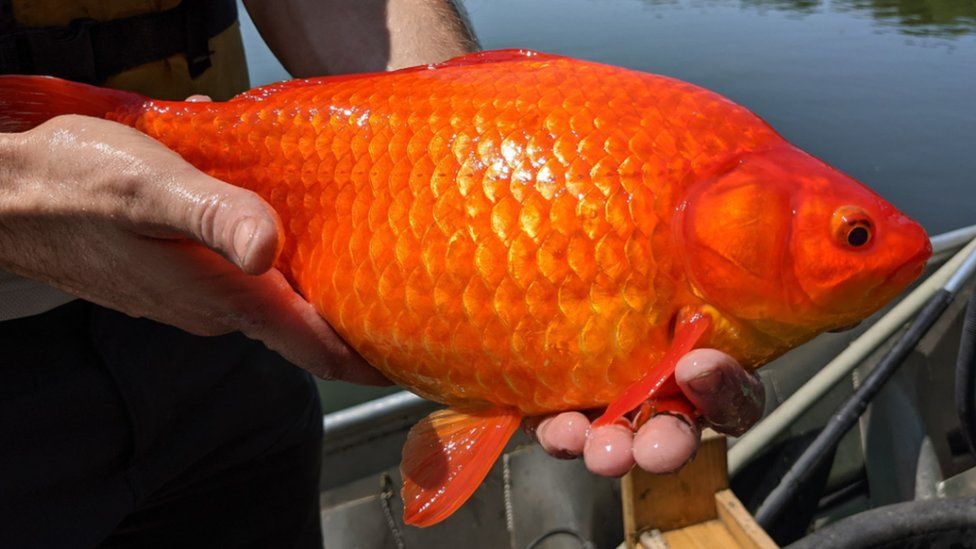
top-left (880, 240), bottom-right (932, 292)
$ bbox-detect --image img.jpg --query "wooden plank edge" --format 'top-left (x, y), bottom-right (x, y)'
top-left (622, 468), bottom-right (637, 549)
top-left (715, 489), bottom-right (778, 549)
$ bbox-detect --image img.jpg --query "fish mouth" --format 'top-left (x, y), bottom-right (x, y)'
top-left (883, 240), bottom-right (932, 292)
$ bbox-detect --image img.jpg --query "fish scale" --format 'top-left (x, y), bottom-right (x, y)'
top-left (113, 52), bottom-right (783, 414)
top-left (0, 49), bottom-right (930, 525)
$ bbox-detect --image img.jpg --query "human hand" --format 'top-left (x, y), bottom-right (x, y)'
top-left (0, 114), bottom-right (386, 385)
top-left (527, 349), bottom-right (764, 476)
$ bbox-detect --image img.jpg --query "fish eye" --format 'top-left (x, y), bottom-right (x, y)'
top-left (832, 206), bottom-right (873, 249)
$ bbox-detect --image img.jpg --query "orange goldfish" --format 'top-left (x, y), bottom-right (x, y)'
top-left (0, 50), bottom-right (931, 527)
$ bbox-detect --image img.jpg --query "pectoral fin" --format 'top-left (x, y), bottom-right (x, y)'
top-left (400, 406), bottom-right (521, 527)
top-left (593, 313), bottom-right (712, 427)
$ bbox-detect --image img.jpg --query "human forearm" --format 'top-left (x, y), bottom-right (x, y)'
top-left (243, 0), bottom-right (477, 76)
top-left (0, 133), bottom-right (24, 270)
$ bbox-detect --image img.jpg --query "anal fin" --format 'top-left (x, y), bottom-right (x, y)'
top-left (401, 407), bottom-right (521, 527)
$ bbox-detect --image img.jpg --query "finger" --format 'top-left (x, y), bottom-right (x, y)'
top-left (675, 348), bottom-right (765, 436)
top-left (137, 242), bottom-right (390, 385)
top-left (529, 412), bottom-right (589, 459)
top-left (633, 414), bottom-right (700, 473)
top-left (233, 269), bottom-right (391, 385)
top-left (185, 94), bottom-right (212, 102)
top-left (583, 424), bottom-right (635, 477)
top-left (26, 117), bottom-right (282, 275)
top-left (130, 161), bottom-right (284, 275)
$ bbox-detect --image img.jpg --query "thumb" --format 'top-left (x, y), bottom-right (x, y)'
top-left (129, 160), bottom-right (283, 275)
top-left (675, 349), bottom-right (765, 436)
top-left (239, 271), bottom-right (392, 385)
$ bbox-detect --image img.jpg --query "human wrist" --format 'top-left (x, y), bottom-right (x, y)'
top-left (0, 132), bottom-right (24, 266)
top-left (0, 131), bottom-right (25, 195)
top-left (0, 129), bottom-right (53, 271)
top-left (0, 128), bottom-right (42, 201)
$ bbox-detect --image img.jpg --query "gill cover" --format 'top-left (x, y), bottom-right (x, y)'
top-left (678, 146), bottom-right (930, 335)
top-left (676, 149), bottom-right (794, 322)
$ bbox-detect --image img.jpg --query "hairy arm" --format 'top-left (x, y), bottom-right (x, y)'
top-left (242, 0), bottom-right (478, 75)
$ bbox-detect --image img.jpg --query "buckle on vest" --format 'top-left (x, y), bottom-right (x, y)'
top-left (27, 18), bottom-right (97, 82)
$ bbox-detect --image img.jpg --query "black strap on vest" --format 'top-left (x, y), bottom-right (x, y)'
top-left (0, 0), bottom-right (237, 83)
top-left (0, 0), bottom-right (15, 31)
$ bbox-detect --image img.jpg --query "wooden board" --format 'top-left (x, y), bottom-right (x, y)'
top-left (637, 492), bottom-right (777, 549)
top-left (715, 490), bottom-right (777, 549)
top-left (622, 430), bottom-right (729, 547)
top-left (623, 430), bottom-right (778, 548)
top-left (655, 519), bottom-right (740, 548)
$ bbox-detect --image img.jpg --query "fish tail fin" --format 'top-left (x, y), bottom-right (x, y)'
top-left (400, 406), bottom-right (521, 527)
top-left (0, 75), bottom-right (145, 132)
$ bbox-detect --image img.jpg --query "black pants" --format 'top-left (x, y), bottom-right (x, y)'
top-left (0, 301), bottom-right (323, 548)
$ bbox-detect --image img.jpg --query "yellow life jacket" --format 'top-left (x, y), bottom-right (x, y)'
top-left (5, 0), bottom-right (249, 99)
top-left (0, 0), bottom-right (252, 321)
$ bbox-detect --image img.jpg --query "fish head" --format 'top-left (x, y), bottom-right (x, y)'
top-left (677, 146), bottom-right (931, 351)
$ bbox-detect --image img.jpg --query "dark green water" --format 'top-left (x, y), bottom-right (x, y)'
top-left (240, 0), bottom-right (976, 411)
top-left (463, 0), bottom-right (976, 235)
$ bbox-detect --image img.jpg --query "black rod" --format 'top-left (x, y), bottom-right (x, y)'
top-left (755, 289), bottom-right (954, 529)
top-left (955, 292), bottom-right (976, 458)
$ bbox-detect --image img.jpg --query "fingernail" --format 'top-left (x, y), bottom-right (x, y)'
top-left (687, 369), bottom-right (724, 395)
top-left (674, 414), bottom-right (697, 437)
top-left (526, 417), bottom-right (548, 440)
top-left (233, 217), bottom-right (257, 267)
top-left (549, 448), bottom-right (581, 460)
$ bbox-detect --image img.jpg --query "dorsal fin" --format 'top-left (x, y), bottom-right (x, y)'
top-left (230, 49), bottom-right (563, 102)
top-left (431, 49), bottom-right (563, 68)
top-left (400, 406), bottom-right (521, 527)
top-left (229, 77), bottom-right (337, 102)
